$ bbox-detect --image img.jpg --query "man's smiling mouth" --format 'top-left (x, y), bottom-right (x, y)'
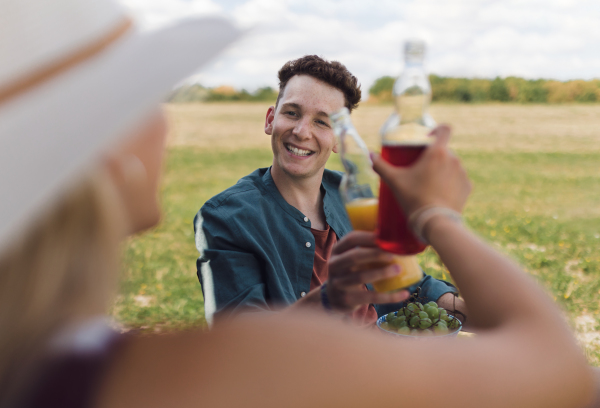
top-left (285, 143), bottom-right (314, 157)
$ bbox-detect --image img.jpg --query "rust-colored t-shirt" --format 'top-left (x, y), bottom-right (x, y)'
top-left (310, 225), bottom-right (378, 326)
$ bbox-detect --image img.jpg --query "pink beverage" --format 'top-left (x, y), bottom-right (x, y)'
top-left (377, 143), bottom-right (428, 254)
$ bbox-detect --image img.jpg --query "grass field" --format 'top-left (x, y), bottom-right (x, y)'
top-left (112, 102), bottom-right (600, 363)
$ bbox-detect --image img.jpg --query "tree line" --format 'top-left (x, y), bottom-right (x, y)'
top-left (169, 84), bottom-right (278, 103)
top-left (369, 75), bottom-right (600, 103)
top-left (170, 76), bottom-right (600, 104)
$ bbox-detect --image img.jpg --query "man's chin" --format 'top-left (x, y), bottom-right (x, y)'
top-left (280, 164), bottom-right (323, 180)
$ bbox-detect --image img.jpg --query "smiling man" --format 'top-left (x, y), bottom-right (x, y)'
top-left (194, 56), bottom-right (462, 324)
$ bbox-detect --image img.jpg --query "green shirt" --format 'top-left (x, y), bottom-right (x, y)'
top-left (194, 167), bottom-right (457, 323)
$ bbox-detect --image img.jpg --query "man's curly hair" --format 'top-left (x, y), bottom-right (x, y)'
top-left (276, 55), bottom-right (362, 112)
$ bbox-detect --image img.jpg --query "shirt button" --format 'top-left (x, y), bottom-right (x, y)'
top-left (304, 216), bottom-right (309, 222)
top-left (301, 291), bottom-right (306, 297)
top-left (305, 242), bottom-right (311, 248)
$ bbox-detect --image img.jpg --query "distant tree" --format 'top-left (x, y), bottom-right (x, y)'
top-left (489, 77), bottom-right (510, 102)
top-left (168, 84), bottom-right (209, 103)
top-left (253, 87), bottom-right (278, 102)
top-left (518, 80), bottom-right (548, 103)
top-left (454, 79), bottom-right (473, 102)
top-left (369, 76), bottom-right (395, 101)
top-left (576, 89), bottom-right (598, 103)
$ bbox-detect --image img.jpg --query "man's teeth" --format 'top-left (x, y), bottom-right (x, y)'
top-left (286, 145), bottom-right (312, 156)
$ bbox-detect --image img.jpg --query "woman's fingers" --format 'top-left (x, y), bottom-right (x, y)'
top-left (370, 152), bottom-right (403, 189)
top-left (429, 124), bottom-right (452, 148)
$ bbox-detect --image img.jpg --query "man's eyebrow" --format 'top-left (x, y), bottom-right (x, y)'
top-left (280, 103), bottom-right (331, 119)
top-left (281, 102), bottom-right (301, 110)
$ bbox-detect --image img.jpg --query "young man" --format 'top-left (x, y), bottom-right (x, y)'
top-left (194, 55), bottom-right (463, 324)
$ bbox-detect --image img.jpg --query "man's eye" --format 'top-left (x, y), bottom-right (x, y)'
top-left (316, 120), bottom-right (329, 127)
top-left (285, 111), bottom-right (298, 117)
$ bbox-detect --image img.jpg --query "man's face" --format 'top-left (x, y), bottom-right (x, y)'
top-left (265, 75), bottom-right (345, 180)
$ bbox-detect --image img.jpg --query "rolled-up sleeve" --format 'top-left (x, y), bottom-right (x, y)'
top-left (374, 272), bottom-right (458, 317)
top-left (194, 204), bottom-right (270, 324)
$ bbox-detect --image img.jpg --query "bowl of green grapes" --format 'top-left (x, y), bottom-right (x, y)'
top-left (377, 300), bottom-right (462, 338)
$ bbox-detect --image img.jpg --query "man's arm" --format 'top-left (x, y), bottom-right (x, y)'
top-left (194, 206), bottom-right (270, 324)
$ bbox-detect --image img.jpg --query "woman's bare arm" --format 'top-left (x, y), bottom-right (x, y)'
top-left (96, 125), bottom-right (593, 408)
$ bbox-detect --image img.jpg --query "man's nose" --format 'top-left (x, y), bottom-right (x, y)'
top-left (292, 117), bottom-right (311, 140)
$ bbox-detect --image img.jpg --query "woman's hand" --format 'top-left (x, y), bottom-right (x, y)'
top-left (371, 125), bottom-right (472, 217)
top-left (326, 231), bottom-right (409, 312)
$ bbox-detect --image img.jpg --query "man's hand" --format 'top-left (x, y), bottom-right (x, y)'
top-left (326, 231), bottom-right (410, 312)
top-left (436, 293), bottom-right (470, 328)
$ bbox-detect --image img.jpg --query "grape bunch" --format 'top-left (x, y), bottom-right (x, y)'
top-left (380, 300), bottom-right (461, 336)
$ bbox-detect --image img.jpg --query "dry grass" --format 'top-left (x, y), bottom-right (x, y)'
top-left (166, 102), bottom-right (600, 153)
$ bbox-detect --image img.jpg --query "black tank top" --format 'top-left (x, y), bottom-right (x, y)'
top-left (17, 319), bottom-right (127, 408)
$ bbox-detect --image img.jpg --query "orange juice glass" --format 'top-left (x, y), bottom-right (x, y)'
top-left (345, 198), bottom-right (422, 292)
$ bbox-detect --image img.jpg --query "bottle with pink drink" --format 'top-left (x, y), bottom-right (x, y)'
top-left (377, 39), bottom-right (436, 255)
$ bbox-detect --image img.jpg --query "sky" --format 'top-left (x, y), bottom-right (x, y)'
top-left (119, 0), bottom-right (600, 93)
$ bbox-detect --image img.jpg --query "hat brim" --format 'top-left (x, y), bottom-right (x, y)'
top-left (0, 18), bottom-right (242, 249)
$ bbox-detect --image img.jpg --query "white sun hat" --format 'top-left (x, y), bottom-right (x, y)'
top-left (0, 0), bottom-right (242, 250)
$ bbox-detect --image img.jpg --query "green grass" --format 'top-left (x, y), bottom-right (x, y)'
top-left (113, 147), bottom-right (600, 362)
top-left (112, 148), bottom-right (273, 330)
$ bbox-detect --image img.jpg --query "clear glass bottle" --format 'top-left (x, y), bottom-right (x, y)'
top-left (330, 107), bottom-right (423, 292)
top-left (377, 39), bottom-right (436, 255)
top-left (330, 107), bottom-right (379, 231)
top-left (380, 39), bottom-right (436, 142)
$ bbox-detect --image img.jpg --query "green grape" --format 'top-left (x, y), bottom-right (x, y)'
top-left (396, 315), bottom-right (406, 323)
top-left (410, 329), bottom-right (420, 336)
top-left (418, 311), bottom-right (429, 320)
top-left (425, 306), bottom-right (439, 320)
top-left (449, 319), bottom-right (460, 330)
top-left (419, 318), bottom-right (432, 329)
top-left (433, 321), bottom-right (448, 334)
top-left (426, 301), bottom-right (438, 309)
top-left (395, 319), bottom-right (408, 329)
top-left (421, 329), bottom-right (434, 336)
top-left (397, 327), bottom-right (410, 335)
top-left (439, 308), bottom-right (448, 317)
top-left (440, 313), bottom-right (451, 322)
top-left (386, 313), bottom-right (395, 322)
top-left (409, 315), bottom-right (420, 328)
top-left (416, 302), bottom-right (424, 311)
top-left (407, 303), bottom-right (419, 313)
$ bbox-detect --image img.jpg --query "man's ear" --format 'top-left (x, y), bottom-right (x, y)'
top-left (264, 106), bottom-right (275, 135)
top-left (332, 138), bottom-right (339, 154)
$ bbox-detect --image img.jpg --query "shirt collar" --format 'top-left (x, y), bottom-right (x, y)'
top-left (260, 167), bottom-right (350, 236)
top-left (261, 167), bottom-right (310, 226)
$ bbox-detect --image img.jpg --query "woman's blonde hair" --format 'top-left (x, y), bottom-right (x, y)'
top-left (0, 168), bottom-right (124, 403)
